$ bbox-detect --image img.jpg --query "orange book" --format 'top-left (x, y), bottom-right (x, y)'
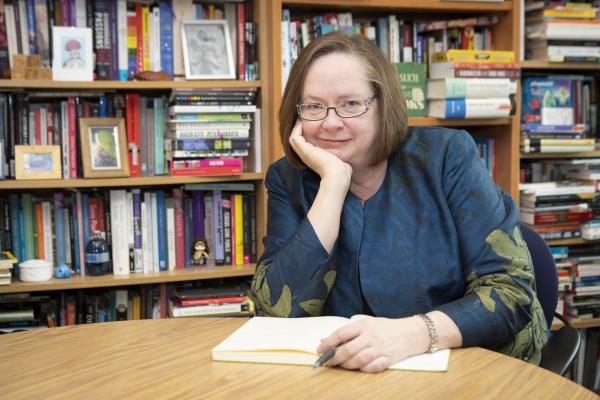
top-left (35, 203), bottom-right (44, 260)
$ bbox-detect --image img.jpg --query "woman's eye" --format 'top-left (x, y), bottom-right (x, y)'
top-left (305, 104), bottom-right (323, 111)
top-left (343, 100), bottom-right (362, 107)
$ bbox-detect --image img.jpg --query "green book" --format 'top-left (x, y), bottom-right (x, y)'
top-left (394, 63), bottom-right (427, 118)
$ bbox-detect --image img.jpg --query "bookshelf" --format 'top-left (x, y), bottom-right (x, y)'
top-left (0, 0), bottom-right (272, 317)
top-left (267, 0), bottom-right (522, 199)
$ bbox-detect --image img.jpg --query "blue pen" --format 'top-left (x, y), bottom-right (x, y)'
top-left (313, 346), bottom-right (337, 368)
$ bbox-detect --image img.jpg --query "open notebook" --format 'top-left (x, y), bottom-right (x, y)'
top-left (212, 316), bottom-right (451, 371)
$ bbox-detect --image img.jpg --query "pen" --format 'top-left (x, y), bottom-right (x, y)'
top-left (313, 346), bottom-right (337, 368)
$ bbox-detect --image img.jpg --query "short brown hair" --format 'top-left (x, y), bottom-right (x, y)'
top-left (279, 32), bottom-right (408, 168)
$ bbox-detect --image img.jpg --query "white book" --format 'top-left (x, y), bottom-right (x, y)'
top-left (428, 98), bottom-right (512, 119)
top-left (110, 190), bottom-right (130, 275)
top-left (126, 191), bottom-right (134, 273)
top-left (172, 302), bottom-right (249, 317)
top-left (427, 78), bottom-right (512, 99)
top-left (41, 201), bottom-right (53, 265)
top-left (388, 15), bottom-right (400, 64)
top-left (17, 0), bottom-right (29, 55)
top-left (75, 0), bottom-right (87, 27)
top-left (212, 317), bottom-right (451, 372)
top-left (5, 4), bottom-right (17, 67)
top-left (281, 12), bottom-right (291, 93)
top-left (117, 0), bottom-right (128, 80)
top-left (169, 105), bottom-right (257, 114)
top-left (527, 22), bottom-right (600, 41)
top-left (153, 6), bottom-right (161, 72)
top-left (166, 205), bottom-right (176, 271)
top-left (252, 108), bottom-right (262, 173)
top-left (148, 9), bottom-right (157, 72)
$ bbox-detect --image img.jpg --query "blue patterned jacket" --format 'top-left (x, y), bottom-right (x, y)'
top-left (251, 126), bottom-right (549, 364)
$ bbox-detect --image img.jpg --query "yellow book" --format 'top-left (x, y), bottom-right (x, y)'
top-left (521, 138), bottom-right (595, 146)
top-left (142, 6), bottom-right (151, 71)
top-left (234, 193), bottom-right (244, 266)
top-left (432, 49), bottom-right (515, 63)
top-left (543, 9), bottom-right (597, 19)
top-left (212, 316), bottom-right (451, 371)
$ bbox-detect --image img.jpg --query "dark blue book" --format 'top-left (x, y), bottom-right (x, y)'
top-left (155, 191), bottom-right (167, 271)
top-left (159, 1), bottom-right (174, 77)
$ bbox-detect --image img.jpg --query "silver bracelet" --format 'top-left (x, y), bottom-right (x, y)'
top-left (418, 314), bottom-right (439, 353)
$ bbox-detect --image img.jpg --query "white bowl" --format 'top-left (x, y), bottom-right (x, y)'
top-left (19, 259), bottom-right (53, 282)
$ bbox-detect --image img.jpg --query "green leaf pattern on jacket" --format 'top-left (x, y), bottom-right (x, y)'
top-left (467, 227), bottom-right (548, 364)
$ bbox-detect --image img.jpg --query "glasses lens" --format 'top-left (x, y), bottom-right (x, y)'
top-left (299, 104), bottom-right (325, 120)
top-left (337, 100), bottom-right (367, 118)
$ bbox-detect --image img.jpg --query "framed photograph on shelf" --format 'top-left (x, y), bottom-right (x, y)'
top-left (181, 20), bottom-right (236, 80)
top-left (15, 145), bottom-right (62, 180)
top-left (79, 118), bottom-right (130, 178)
top-left (51, 26), bottom-right (93, 81)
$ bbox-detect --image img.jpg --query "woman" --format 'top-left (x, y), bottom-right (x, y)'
top-left (251, 32), bottom-right (549, 373)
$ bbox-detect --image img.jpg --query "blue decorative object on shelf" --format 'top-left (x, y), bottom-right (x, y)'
top-left (54, 264), bottom-right (72, 279)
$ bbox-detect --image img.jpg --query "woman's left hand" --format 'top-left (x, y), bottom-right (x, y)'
top-left (316, 315), bottom-right (430, 373)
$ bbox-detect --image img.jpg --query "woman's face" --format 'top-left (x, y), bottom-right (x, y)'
top-left (300, 53), bottom-right (379, 170)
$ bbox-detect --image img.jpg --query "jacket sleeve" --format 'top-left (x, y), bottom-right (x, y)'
top-left (250, 164), bottom-right (338, 317)
top-left (434, 131), bottom-right (549, 364)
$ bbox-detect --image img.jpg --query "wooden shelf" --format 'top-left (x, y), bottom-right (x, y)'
top-left (0, 265), bottom-right (256, 294)
top-left (284, 0), bottom-right (512, 12)
top-left (552, 317), bottom-right (600, 331)
top-left (521, 61), bottom-right (600, 71)
top-left (0, 79), bottom-right (261, 90)
top-left (409, 117), bottom-right (512, 127)
top-left (0, 173), bottom-right (264, 190)
top-left (546, 238), bottom-right (600, 246)
top-left (521, 151), bottom-right (600, 159)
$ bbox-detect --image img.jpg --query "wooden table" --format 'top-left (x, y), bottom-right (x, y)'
top-left (0, 318), bottom-right (596, 399)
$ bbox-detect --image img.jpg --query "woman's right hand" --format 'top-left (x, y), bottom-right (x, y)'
top-left (289, 119), bottom-right (352, 186)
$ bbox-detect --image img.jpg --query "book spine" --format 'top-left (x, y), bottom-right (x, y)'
top-left (41, 201), bottom-right (52, 264)
top-left (132, 188), bottom-right (142, 273)
top-left (116, 0), bottom-right (128, 80)
top-left (213, 190), bottom-right (224, 265)
top-left (155, 191), bottom-right (167, 271)
top-left (169, 166), bottom-right (242, 177)
top-left (158, 1), bottom-right (173, 77)
top-left (172, 188), bottom-right (185, 269)
top-left (22, 193), bottom-right (34, 260)
top-left (234, 193), bottom-right (243, 266)
top-left (126, 6), bottom-right (137, 79)
top-left (54, 193), bottom-right (65, 267)
top-left (191, 190), bottom-right (205, 243)
top-left (166, 202), bottom-right (175, 271)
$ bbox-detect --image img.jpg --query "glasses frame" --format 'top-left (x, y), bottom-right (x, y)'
top-left (296, 96), bottom-right (377, 121)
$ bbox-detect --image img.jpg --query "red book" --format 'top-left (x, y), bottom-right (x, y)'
top-left (125, 93), bottom-right (141, 177)
top-left (67, 97), bottom-right (77, 178)
top-left (170, 166), bottom-right (242, 177)
top-left (524, 210), bottom-right (593, 225)
top-left (179, 296), bottom-right (247, 306)
top-left (34, 110), bottom-right (41, 145)
top-left (236, 2), bottom-right (246, 80)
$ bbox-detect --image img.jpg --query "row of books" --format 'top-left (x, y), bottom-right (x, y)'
top-left (0, 89), bottom-right (261, 180)
top-left (2, 182), bottom-right (257, 281)
top-left (524, 1), bottom-right (600, 63)
top-left (521, 75), bottom-right (598, 153)
top-left (280, 10), bottom-right (499, 87)
top-left (169, 281), bottom-right (254, 318)
top-left (0, 0), bottom-right (258, 81)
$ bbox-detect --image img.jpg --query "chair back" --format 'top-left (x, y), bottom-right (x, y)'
top-left (520, 223), bottom-right (558, 329)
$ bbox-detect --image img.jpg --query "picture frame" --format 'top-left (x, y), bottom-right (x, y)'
top-left (181, 20), bottom-right (236, 80)
top-left (79, 118), bottom-right (130, 179)
top-left (15, 145), bottom-right (62, 180)
top-left (51, 26), bottom-right (94, 81)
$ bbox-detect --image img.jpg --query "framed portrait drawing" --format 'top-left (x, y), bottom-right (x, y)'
top-left (52, 26), bottom-right (93, 81)
top-left (181, 20), bottom-right (236, 80)
top-left (15, 145), bottom-right (62, 180)
top-left (79, 118), bottom-right (130, 179)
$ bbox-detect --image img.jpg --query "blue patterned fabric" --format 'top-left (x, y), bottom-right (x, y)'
top-left (251, 126), bottom-right (549, 364)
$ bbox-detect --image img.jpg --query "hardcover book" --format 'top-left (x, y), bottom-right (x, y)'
top-left (212, 317), bottom-right (451, 371)
top-left (394, 63), bottom-right (426, 117)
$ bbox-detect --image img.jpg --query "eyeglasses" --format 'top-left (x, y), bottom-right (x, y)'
top-left (296, 96), bottom-right (376, 121)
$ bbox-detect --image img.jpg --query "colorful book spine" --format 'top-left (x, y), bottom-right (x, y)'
top-left (155, 191), bottom-right (167, 271)
top-left (159, 1), bottom-right (173, 77)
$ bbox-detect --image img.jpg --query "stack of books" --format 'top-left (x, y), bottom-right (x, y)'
top-left (169, 282), bottom-right (255, 318)
top-left (166, 88), bottom-right (259, 177)
top-left (525, 1), bottom-right (600, 63)
top-left (551, 246), bottom-right (573, 318)
top-left (521, 76), bottom-right (595, 153)
top-left (427, 50), bottom-right (516, 118)
top-left (565, 246), bottom-right (600, 319)
top-left (0, 251), bottom-right (17, 286)
top-left (519, 181), bottom-right (596, 240)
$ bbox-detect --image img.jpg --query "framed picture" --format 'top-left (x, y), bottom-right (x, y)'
top-left (181, 20), bottom-right (236, 80)
top-left (52, 26), bottom-right (93, 81)
top-left (15, 145), bottom-right (62, 180)
top-left (79, 118), bottom-right (130, 178)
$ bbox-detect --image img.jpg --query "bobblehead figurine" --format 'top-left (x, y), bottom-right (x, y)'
top-left (191, 238), bottom-right (209, 265)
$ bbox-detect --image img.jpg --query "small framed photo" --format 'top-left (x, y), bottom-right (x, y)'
top-left (15, 145), bottom-right (62, 180)
top-left (79, 118), bottom-right (130, 178)
top-left (181, 20), bottom-right (236, 80)
top-left (52, 26), bottom-right (93, 81)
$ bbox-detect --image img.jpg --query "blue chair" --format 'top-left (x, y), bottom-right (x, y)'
top-left (520, 223), bottom-right (581, 376)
